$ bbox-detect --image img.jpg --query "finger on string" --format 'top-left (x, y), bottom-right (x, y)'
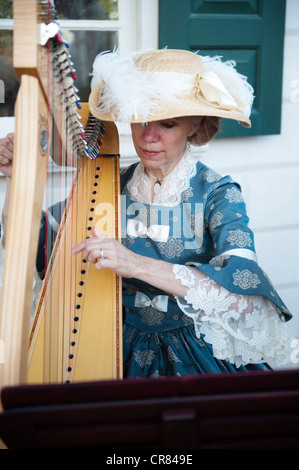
top-left (72, 228), bottom-right (109, 255)
top-left (0, 136), bottom-right (14, 158)
top-left (72, 235), bottom-right (102, 255)
top-left (0, 146), bottom-right (11, 161)
top-left (95, 257), bottom-right (111, 271)
top-left (91, 227), bottom-right (110, 240)
top-left (92, 226), bottom-right (115, 241)
top-left (95, 259), bottom-right (104, 270)
top-left (91, 227), bottom-right (101, 238)
top-left (72, 240), bottom-right (86, 255)
top-left (7, 133), bottom-right (14, 145)
top-left (0, 156), bottom-right (9, 166)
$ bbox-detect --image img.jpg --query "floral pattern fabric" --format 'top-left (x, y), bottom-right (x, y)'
top-left (121, 153), bottom-right (292, 377)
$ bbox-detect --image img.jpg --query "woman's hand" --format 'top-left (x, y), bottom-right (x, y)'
top-left (72, 227), bottom-right (138, 278)
top-left (1, 133), bottom-right (15, 246)
top-left (0, 133), bottom-right (14, 178)
top-left (72, 228), bottom-right (189, 299)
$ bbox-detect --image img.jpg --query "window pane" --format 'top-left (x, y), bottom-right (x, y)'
top-left (0, 0), bottom-right (13, 19)
top-left (63, 29), bottom-right (118, 102)
top-left (0, 31), bottom-right (19, 117)
top-left (0, 28), bottom-right (117, 117)
top-left (0, 0), bottom-right (119, 20)
top-left (55, 0), bottom-right (119, 20)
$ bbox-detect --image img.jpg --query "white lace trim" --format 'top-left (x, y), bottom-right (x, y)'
top-left (173, 264), bottom-right (293, 368)
top-left (125, 151), bottom-right (197, 206)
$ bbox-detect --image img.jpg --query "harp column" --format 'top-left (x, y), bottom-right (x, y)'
top-left (0, 74), bottom-right (48, 393)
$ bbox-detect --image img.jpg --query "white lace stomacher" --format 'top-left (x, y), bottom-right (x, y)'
top-left (173, 264), bottom-right (293, 368)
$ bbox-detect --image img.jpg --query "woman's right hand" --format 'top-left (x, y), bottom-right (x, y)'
top-left (0, 133), bottom-right (14, 178)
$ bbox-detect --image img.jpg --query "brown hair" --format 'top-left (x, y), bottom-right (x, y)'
top-left (188, 116), bottom-right (221, 147)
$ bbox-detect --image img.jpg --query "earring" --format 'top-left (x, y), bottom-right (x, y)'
top-left (186, 139), bottom-right (191, 152)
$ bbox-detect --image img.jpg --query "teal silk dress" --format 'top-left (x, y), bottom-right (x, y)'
top-left (120, 152), bottom-right (292, 378)
top-left (36, 153), bottom-right (292, 378)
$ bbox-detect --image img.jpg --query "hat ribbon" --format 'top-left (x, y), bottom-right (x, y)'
top-left (127, 219), bottom-right (169, 243)
top-left (194, 70), bottom-right (241, 111)
top-left (135, 291), bottom-right (169, 312)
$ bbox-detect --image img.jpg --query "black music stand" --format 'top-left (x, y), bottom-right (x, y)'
top-left (0, 369), bottom-right (298, 449)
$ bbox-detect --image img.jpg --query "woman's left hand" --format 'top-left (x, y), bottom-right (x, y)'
top-left (0, 133), bottom-right (14, 178)
top-left (72, 227), bottom-right (138, 278)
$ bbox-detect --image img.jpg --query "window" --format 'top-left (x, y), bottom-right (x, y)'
top-left (0, 0), bottom-right (120, 117)
top-left (159, 0), bottom-right (286, 137)
top-left (54, 0), bottom-right (119, 104)
top-left (0, 0), bottom-right (159, 120)
top-left (0, 1), bottom-right (17, 116)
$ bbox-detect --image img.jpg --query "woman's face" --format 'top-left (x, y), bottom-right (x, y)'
top-left (131, 117), bottom-right (197, 175)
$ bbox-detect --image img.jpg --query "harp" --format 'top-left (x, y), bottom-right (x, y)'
top-left (0, 0), bottom-right (122, 400)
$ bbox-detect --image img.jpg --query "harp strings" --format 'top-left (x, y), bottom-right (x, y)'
top-left (37, 0), bottom-right (84, 381)
top-left (32, 0), bottom-right (108, 382)
top-left (36, 0), bottom-right (105, 382)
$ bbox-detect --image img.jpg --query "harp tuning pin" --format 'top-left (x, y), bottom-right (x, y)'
top-left (56, 32), bottom-right (70, 48)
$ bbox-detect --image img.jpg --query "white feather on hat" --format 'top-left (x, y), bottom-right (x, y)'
top-left (202, 55), bottom-right (254, 119)
top-left (89, 49), bottom-right (254, 127)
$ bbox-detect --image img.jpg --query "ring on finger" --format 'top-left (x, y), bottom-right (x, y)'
top-left (100, 248), bottom-right (104, 260)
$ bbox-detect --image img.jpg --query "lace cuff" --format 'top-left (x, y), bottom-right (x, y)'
top-left (173, 264), bottom-right (292, 368)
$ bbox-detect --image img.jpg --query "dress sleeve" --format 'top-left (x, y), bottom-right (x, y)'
top-left (199, 177), bottom-right (291, 319)
top-left (173, 264), bottom-right (292, 368)
top-left (173, 177), bottom-right (293, 368)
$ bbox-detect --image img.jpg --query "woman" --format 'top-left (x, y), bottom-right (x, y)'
top-left (72, 49), bottom-right (293, 377)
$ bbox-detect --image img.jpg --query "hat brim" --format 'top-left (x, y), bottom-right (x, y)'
top-left (89, 82), bottom-right (251, 128)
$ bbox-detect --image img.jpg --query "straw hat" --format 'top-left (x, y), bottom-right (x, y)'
top-left (89, 49), bottom-right (254, 128)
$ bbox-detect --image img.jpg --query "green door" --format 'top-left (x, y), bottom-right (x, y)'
top-left (159, 0), bottom-right (286, 137)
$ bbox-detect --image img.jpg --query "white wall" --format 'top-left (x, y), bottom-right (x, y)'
top-left (0, 0), bottom-right (298, 341)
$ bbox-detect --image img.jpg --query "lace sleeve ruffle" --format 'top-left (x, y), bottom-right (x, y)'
top-left (173, 264), bottom-right (292, 368)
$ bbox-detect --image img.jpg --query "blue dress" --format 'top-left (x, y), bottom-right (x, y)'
top-left (120, 157), bottom-right (292, 378)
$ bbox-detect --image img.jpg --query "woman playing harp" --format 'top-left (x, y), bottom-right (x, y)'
top-left (1, 48), bottom-right (294, 378)
top-left (74, 49), bottom-right (294, 376)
